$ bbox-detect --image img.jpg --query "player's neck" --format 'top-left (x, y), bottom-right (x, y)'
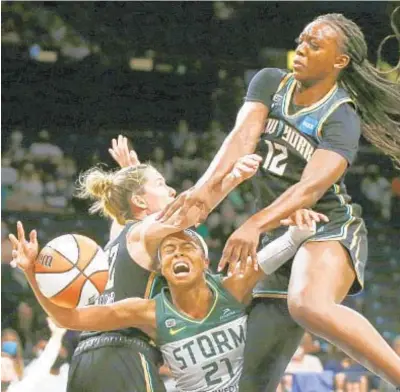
top-left (293, 76), bottom-right (337, 106)
top-left (170, 281), bottom-right (213, 320)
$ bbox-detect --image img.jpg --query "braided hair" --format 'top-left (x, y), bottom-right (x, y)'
top-left (315, 8), bottom-right (400, 166)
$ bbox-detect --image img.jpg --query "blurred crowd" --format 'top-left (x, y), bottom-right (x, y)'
top-left (2, 121), bottom-right (400, 392)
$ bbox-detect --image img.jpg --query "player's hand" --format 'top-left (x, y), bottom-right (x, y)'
top-left (157, 185), bottom-right (212, 226)
top-left (47, 317), bottom-right (67, 338)
top-left (218, 222), bottom-right (261, 274)
top-left (230, 154), bottom-right (262, 182)
top-left (108, 135), bottom-right (140, 168)
top-left (280, 209), bottom-right (329, 231)
top-left (8, 221), bottom-right (39, 273)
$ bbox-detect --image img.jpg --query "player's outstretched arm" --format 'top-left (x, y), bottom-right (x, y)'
top-left (9, 222), bottom-right (156, 336)
top-left (222, 209), bottom-right (328, 303)
top-left (128, 154), bottom-right (263, 263)
top-left (218, 150), bottom-right (347, 271)
top-left (158, 102), bottom-right (268, 224)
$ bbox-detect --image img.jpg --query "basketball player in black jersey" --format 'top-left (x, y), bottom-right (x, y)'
top-left (65, 152), bottom-right (261, 392)
top-left (159, 10), bottom-right (400, 390)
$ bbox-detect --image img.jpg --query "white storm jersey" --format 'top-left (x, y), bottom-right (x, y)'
top-left (154, 274), bottom-right (247, 392)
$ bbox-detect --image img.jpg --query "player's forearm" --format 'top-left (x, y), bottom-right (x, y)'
top-left (25, 269), bottom-right (146, 331)
top-left (207, 173), bottom-right (243, 212)
top-left (257, 227), bottom-right (312, 275)
top-left (196, 131), bottom-right (247, 188)
top-left (240, 227), bottom-right (314, 297)
top-left (24, 269), bottom-right (74, 329)
top-left (248, 181), bottom-right (322, 233)
top-left (197, 120), bottom-right (262, 189)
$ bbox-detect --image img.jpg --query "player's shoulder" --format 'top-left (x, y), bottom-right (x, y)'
top-left (251, 67), bottom-right (288, 86)
top-left (325, 101), bottom-right (361, 133)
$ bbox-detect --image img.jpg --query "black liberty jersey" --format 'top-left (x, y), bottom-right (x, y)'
top-left (247, 69), bottom-right (361, 223)
top-left (246, 69), bottom-right (367, 296)
top-left (79, 220), bottom-right (165, 342)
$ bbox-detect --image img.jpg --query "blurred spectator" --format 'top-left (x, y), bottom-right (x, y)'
top-left (29, 130), bottom-right (63, 164)
top-left (280, 374), bottom-right (293, 392)
top-left (56, 157), bottom-right (77, 180)
top-left (7, 318), bottom-right (68, 392)
top-left (360, 165), bottom-right (392, 221)
top-left (152, 146), bottom-right (174, 183)
top-left (5, 163), bottom-right (44, 211)
top-left (1, 158), bottom-right (18, 207)
top-left (333, 357), bottom-right (368, 392)
top-left (171, 120), bottom-right (190, 151)
top-left (2, 221), bottom-right (13, 262)
top-left (2, 222), bottom-right (35, 347)
top-left (301, 332), bottom-right (321, 356)
top-left (44, 178), bottom-right (74, 213)
top-left (1, 329), bottom-right (25, 384)
top-left (17, 163), bottom-right (43, 196)
top-left (285, 346), bottom-right (324, 374)
top-left (4, 130), bottom-right (26, 165)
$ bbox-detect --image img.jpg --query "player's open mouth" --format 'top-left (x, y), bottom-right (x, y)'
top-left (172, 261), bottom-right (191, 276)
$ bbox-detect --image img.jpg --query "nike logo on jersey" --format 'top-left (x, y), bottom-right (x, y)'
top-left (169, 327), bottom-right (187, 336)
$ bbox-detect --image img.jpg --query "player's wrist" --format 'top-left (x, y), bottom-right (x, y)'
top-left (288, 223), bottom-right (316, 244)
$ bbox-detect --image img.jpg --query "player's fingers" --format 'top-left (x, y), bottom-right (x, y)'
top-left (237, 162), bottom-right (256, 173)
top-left (318, 212), bottom-right (329, 222)
top-left (17, 221), bottom-right (26, 243)
top-left (308, 210), bottom-right (321, 223)
top-left (239, 157), bottom-right (259, 170)
top-left (130, 151), bottom-right (139, 165)
top-left (159, 194), bottom-right (186, 222)
top-left (198, 204), bottom-right (210, 224)
top-left (111, 138), bottom-right (117, 150)
top-left (218, 245), bottom-right (233, 272)
top-left (122, 137), bottom-right (130, 158)
top-left (244, 256), bottom-right (252, 275)
top-left (302, 210), bottom-right (314, 230)
top-left (280, 218), bottom-right (293, 226)
top-left (251, 245), bottom-right (258, 271)
top-left (108, 149), bottom-right (118, 161)
top-left (228, 244), bottom-right (241, 269)
top-left (227, 259), bottom-right (238, 278)
top-left (240, 154), bottom-right (262, 164)
top-left (294, 211), bottom-right (305, 230)
top-left (9, 233), bottom-right (19, 249)
top-left (123, 136), bottom-right (128, 150)
top-left (238, 244), bottom-right (250, 274)
top-left (173, 199), bottom-right (197, 226)
top-left (30, 230), bottom-right (38, 245)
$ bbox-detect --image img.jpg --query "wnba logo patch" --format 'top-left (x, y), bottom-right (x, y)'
top-left (299, 116), bottom-right (318, 136)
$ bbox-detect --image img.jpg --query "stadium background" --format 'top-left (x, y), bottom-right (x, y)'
top-left (2, 2), bottom-right (399, 391)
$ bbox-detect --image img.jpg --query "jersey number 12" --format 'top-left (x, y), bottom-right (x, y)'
top-left (262, 140), bottom-right (288, 176)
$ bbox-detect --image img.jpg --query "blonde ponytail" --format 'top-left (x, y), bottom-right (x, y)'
top-left (76, 164), bottom-right (151, 225)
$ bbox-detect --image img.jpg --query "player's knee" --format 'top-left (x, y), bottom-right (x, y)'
top-left (287, 290), bottom-right (331, 329)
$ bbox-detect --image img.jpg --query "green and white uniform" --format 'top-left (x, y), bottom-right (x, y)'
top-left (155, 274), bottom-right (247, 392)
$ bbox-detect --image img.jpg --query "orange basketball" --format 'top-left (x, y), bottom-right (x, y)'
top-left (34, 234), bottom-right (109, 309)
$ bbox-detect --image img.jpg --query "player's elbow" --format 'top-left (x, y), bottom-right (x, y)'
top-left (52, 314), bottom-right (75, 330)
